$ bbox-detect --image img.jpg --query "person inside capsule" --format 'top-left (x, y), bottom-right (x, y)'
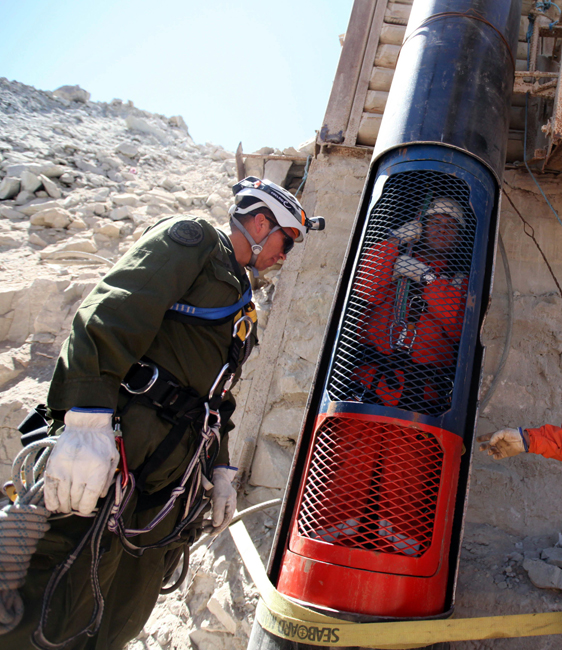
top-left (351, 196), bottom-right (468, 415)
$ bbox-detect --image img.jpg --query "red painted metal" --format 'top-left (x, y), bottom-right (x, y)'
top-left (276, 413), bottom-right (463, 617)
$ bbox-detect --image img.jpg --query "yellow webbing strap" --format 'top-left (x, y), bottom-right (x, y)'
top-left (229, 521), bottom-right (562, 649)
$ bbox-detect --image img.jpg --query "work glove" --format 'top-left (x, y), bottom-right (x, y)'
top-left (44, 408), bottom-right (119, 515)
top-left (393, 255), bottom-right (436, 285)
top-left (389, 220), bottom-right (422, 245)
top-left (209, 466), bottom-right (238, 535)
top-left (477, 427), bottom-right (529, 460)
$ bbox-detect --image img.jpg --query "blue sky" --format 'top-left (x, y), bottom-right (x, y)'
top-left (1, 0), bottom-right (353, 153)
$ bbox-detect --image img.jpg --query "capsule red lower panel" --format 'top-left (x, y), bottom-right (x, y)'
top-left (277, 413), bottom-right (463, 617)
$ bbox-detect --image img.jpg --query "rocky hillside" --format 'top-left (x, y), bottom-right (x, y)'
top-left (0, 77), bottom-right (294, 650)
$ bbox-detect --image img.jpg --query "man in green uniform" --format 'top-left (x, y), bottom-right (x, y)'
top-left (2, 177), bottom-right (324, 649)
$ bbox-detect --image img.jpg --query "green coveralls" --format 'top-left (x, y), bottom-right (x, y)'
top-left (4, 216), bottom-right (254, 650)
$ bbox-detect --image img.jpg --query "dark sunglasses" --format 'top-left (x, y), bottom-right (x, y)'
top-left (266, 218), bottom-right (295, 255)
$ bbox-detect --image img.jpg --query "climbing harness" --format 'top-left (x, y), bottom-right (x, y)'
top-left (0, 228), bottom-right (258, 643)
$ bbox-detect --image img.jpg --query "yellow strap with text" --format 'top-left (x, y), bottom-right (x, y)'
top-left (229, 521), bottom-right (562, 649)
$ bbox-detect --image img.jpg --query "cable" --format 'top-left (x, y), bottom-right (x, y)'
top-left (479, 233), bottom-right (514, 410)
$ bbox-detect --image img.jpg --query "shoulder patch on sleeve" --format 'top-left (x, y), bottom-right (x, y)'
top-left (168, 220), bottom-right (204, 246)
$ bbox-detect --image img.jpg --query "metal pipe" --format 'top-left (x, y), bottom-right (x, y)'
top-left (247, 1), bottom-right (522, 647)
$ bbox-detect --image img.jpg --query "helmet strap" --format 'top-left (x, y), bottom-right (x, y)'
top-left (230, 214), bottom-right (280, 276)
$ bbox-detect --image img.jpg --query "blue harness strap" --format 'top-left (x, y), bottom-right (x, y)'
top-left (168, 286), bottom-right (253, 321)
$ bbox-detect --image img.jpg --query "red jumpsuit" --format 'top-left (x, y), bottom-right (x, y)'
top-left (353, 239), bottom-right (466, 408)
top-left (527, 424), bottom-right (562, 461)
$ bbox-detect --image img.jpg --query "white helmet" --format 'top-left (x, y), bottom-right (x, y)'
top-left (230, 176), bottom-right (324, 242)
top-left (425, 197), bottom-right (465, 228)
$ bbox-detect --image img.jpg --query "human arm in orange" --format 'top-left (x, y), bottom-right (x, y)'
top-left (526, 424), bottom-right (562, 461)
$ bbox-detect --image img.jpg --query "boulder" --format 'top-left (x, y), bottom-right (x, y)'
top-left (38, 174), bottom-right (62, 199)
top-left (18, 199), bottom-right (60, 216)
top-left (30, 207), bottom-right (72, 228)
top-left (40, 238), bottom-right (98, 260)
top-left (125, 116), bottom-right (167, 142)
top-left (207, 585), bottom-right (237, 634)
top-left (523, 559), bottom-right (562, 589)
top-left (20, 171), bottom-right (42, 193)
top-left (116, 142), bottom-right (139, 158)
top-left (109, 205), bottom-right (134, 221)
top-left (168, 115), bottom-right (190, 134)
top-left (95, 222), bottom-right (121, 238)
top-left (541, 547), bottom-right (562, 568)
top-left (112, 193), bottom-right (139, 207)
top-left (53, 84), bottom-right (90, 103)
top-left (0, 177), bottom-right (21, 200)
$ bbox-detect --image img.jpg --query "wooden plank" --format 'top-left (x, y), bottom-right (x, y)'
top-left (356, 113), bottom-right (383, 146)
top-left (369, 66), bottom-right (395, 91)
top-left (379, 22), bottom-right (406, 45)
top-left (384, 1), bottom-right (412, 25)
top-left (319, 0), bottom-right (378, 144)
top-left (374, 43), bottom-right (401, 68)
top-left (364, 89), bottom-right (389, 113)
top-left (343, 0), bottom-right (389, 147)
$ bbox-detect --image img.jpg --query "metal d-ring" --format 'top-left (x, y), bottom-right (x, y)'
top-left (121, 361), bottom-right (159, 394)
top-left (233, 314), bottom-right (254, 341)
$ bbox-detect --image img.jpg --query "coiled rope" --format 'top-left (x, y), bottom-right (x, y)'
top-left (0, 438), bottom-right (56, 634)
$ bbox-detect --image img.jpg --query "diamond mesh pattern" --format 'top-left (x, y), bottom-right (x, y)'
top-left (297, 418), bottom-right (444, 557)
top-left (328, 170), bottom-right (476, 416)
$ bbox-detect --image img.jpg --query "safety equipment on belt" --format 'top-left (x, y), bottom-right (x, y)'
top-left (478, 427), bottom-right (528, 459)
top-left (209, 465), bottom-right (238, 535)
top-left (389, 220), bottom-right (422, 245)
top-left (231, 176), bottom-right (325, 242)
top-left (43, 408), bottom-right (119, 516)
top-left (392, 255), bottom-right (436, 285)
top-left (426, 197), bottom-right (465, 228)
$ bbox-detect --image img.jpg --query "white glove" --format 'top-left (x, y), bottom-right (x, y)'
top-left (44, 408), bottom-right (119, 515)
top-left (392, 254), bottom-right (436, 284)
top-left (210, 466), bottom-right (237, 535)
top-left (389, 220), bottom-right (422, 244)
top-left (477, 428), bottom-right (528, 460)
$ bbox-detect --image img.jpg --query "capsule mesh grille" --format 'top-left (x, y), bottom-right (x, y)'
top-left (296, 418), bottom-right (444, 557)
top-left (327, 170), bottom-right (476, 416)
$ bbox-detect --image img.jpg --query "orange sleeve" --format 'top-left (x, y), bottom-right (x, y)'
top-left (355, 240), bottom-right (399, 304)
top-left (423, 277), bottom-right (465, 340)
top-left (527, 424), bottom-right (562, 461)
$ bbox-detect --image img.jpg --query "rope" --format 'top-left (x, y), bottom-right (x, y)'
top-left (0, 439), bottom-right (56, 635)
top-left (295, 155), bottom-right (312, 197)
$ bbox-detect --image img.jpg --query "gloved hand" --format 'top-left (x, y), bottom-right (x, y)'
top-left (393, 255), bottom-right (436, 284)
top-left (389, 220), bottom-right (422, 244)
top-left (209, 466), bottom-right (238, 536)
top-left (44, 408), bottom-right (119, 515)
top-left (477, 428), bottom-right (529, 460)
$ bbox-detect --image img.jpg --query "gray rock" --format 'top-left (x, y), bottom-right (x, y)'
top-left (30, 207), bottom-right (72, 229)
top-left (59, 172), bottom-right (75, 185)
top-left (53, 85), bottom-right (90, 103)
top-left (38, 174), bottom-right (62, 199)
top-left (20, 171), bottom-right (42, 193)
top-left (541, 547), bottom-right (562, 568)
top-left (0, 177), bottom-right (21, 200)
top-left (125, 116), bottom-right (167, 142)
top-left (523, 559), bottom-right (562, 589)
top-left (109, 205), bottom-right (134, 221)
top-left (14, 190), bottom-right (36, 205)
top-left (116, 142), bottom-right (139, 158)
top-left (112, 194), bottom-right (139, 207)
top-left (18, 199), bottom-right (60, 216)
top-left (168, 115), bottom-right (190, 135)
